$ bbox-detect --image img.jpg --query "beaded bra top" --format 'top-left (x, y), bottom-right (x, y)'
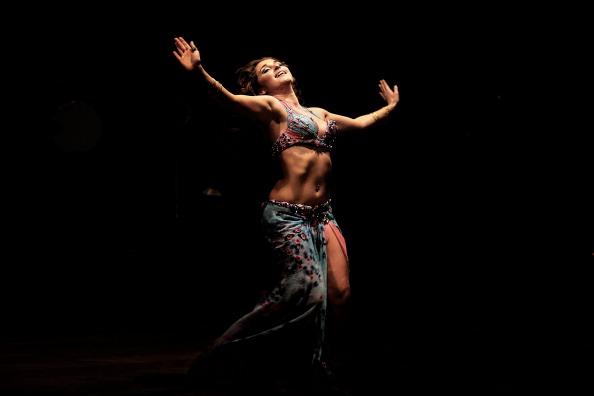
top-left (271, 100), bottom-right (337, 156)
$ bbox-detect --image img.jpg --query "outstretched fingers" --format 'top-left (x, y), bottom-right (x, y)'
top-left (378, 79), bottom-right (391, 93)
top-left (378, 79), bottom-right (389, 101)
top-left (173, 37), bottom-right (190, 54)
top-left (175, 37), bottom-right (189, 47)
top-left (378, 79), bottom-right (399, 105)
top-left (173, 37), bottom-right (184, 57)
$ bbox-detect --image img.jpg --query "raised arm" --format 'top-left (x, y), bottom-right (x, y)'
top-left (323, 79), bottom-right (400, 132)
top-left (172, 37), bottom-right (274, 121)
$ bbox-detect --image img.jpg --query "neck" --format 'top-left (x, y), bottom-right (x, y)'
top-left (273, 93), bottom-right (300, 107)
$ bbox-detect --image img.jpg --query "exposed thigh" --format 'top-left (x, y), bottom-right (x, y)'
top-left (325, 222), bottom-right (350, 293)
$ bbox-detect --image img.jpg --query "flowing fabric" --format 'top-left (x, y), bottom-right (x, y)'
top-left (189, 199), bottom-right (347, 390)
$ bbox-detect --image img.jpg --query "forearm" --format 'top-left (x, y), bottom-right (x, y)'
top-left (189, 64), bottom-right (222, 95)
top-left (188, 63), bottom-right (233, 107)
top-left (367, 104), bottom-right (395, 124)
top-left (353, 104), bottom-right (395, 128)
top-left (187, 63), bottom-right (264, 121)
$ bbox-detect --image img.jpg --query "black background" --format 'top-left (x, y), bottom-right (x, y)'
top-left (5, 5), bottom-right (590, 345)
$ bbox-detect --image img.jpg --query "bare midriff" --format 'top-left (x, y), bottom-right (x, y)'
top-left (268, 146), bottom-right (332, 205)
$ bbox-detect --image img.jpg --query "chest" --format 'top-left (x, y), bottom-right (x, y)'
top-left (288, 109), bottom-right (326, 138)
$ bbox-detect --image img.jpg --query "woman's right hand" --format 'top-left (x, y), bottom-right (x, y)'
top-left (173, 37), bottom-right (202, 71)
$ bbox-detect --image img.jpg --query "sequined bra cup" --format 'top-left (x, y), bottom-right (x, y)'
top-left (271, 100), bottom-right (337, 156)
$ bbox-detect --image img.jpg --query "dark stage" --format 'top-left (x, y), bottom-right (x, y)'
top-left (0, 319), bottom-right (589, 395)
top-left (5, 8), bottom-right (590, 396)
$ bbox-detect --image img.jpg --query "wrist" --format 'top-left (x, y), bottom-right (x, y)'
top-left (383, 104), bottom-right (395, 117)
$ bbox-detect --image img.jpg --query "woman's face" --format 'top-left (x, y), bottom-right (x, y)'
top-left (255, 58), bottom-right (293, 94)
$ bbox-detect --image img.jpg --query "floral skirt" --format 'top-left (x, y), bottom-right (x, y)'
top-left (188, 199), bottom-right (347, 392)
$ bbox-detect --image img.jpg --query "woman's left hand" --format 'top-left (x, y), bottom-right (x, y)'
top-left (378, 79), bottom-right (399, 108)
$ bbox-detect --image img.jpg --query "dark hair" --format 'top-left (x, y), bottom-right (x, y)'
top-left (236, 57), bottom-right (302, 102)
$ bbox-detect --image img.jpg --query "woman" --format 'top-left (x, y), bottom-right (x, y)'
top-left (173, 36), bottom-right (399, 394)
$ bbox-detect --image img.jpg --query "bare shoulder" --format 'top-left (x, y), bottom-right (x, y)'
top-left (266, 95), bottom-right (285, 112)
top-left (230, 94), bottom-right (283, 121)
top-left (249, 95), bottom-right (287, 124)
